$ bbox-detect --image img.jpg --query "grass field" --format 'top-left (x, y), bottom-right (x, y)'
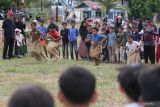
top-left (0, 20), bottom-right (126, 107)
top-left (0, 45), bottom-right (127, 107)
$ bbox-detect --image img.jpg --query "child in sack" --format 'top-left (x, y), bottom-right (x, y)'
top-left (46, 24), bottom-right (62, 61)
top-left (15, 28), bottom-right (27, 57)
top-left (126, 35), bottom-right (141, 64)
top-left (90, 27), bottom-right (106, 66)
top-left (30, 22), bottom-right (46, 62)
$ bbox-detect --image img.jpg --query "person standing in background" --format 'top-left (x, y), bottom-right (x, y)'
top-left (108, 26), bottom-right (116, 63)
top-left (68, 20), bottom-right (79, 60)
top-left (143, 20), bottom-right (156, 64)
top-left (37, 19), bottom-right (47, 39)
top-left (47, 16), bottom-right (59, 32)
top-left (60, 22), bottom-right (69, 59)
top-left (115, 16), bottom-right (122, 34)
top-left (2, 11), bottom-right (15, 60)
top-left (78, 21), bottom-right (88, 60)
top-left (15, 18), bottom-right (26, 43)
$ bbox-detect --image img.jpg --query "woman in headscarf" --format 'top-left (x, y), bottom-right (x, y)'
top-left (137, 19), bottom-right (143, 32)
top-left (78, 21), bottom-right (88, 60)
top-left (115, 16), bottom-right (122, 34)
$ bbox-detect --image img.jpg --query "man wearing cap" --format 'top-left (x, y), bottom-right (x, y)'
top-left (47, 16), bottom-right (59, 32)
top-left (143, 19), bottom-right (156, 64)
top-left (2, 11), bottom-right (15, 59)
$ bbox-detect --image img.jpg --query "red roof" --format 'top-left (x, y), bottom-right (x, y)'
top-left (83, 0), bottom-right (101, 10)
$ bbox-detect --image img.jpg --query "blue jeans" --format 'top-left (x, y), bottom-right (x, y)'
top-left (70, 41), bottom-right (78, 60)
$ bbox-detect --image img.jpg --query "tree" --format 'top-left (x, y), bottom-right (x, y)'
top-left (0, 0), bottom-right (13, 10)
top-left (96, 0), bottom-right (116, 14)
top-left (126, 0), bottom-right (160, 19)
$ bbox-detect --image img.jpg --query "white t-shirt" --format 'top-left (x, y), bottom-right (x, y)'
top-left (126, 41), bottom-right (140, 53)
top-left (16, 34), bottom-right (25, 46)
top-left (125, 103), bottom-right (144, 107)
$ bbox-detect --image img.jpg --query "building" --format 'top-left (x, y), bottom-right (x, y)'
top-left (75, 0), bottom-right (104, 19)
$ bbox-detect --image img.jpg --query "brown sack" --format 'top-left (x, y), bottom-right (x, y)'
top-left (90, 44), bottom-right (102, 58)
top-left (127, 52), bottom-right (141, 64)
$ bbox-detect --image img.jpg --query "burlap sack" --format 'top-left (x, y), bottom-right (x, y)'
top-left (127, 52), bottom-right (141, 64)
top-left (47, 41), bottom-right (61, 61)
top-left (90, 44), bottom-right (102, 58)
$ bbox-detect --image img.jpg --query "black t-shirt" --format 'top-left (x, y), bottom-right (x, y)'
top-left (15, 21), bottom-right (26, 33)
top-left (2, 19), bottom-right (15, 39)
top-left (60, 29), bottom-right (69, 43)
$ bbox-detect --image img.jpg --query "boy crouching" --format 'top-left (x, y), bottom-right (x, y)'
top-left (46, 24), bottom-right (62, 61)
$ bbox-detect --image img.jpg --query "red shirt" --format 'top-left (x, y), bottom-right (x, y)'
top-left (48, 31), bottom-right (60, 39)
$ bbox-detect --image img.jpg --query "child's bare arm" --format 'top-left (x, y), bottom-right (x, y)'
top-left (91, 41), bottom-right (97, 46)
top-left (99, 37), bottom-right (107, 44)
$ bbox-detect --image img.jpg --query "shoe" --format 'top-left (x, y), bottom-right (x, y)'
top-left (3, 57), bottom-right (9, 60)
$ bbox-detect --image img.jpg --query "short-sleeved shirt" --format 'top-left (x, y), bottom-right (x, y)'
top-left (48, 31), bottom-right (60, 39)
top-left (2, 19), bottom-right (15, 39)
top-left (107, 32), bottom-right (116, 47)
top-left (91, 34), bottom-right (104, 44)
top-left (16, 34), bottom-right (24, 46)
top-left (126, 41), bottom-right (140, 53)
top-left (86, 32), bottom-right (92, 41)
top-left (123, 32), bottom-right (132, 47)
top-left (37, 26), bottom-right (47, 38)
top-left (30, 30), bottom-right (40, 42)
top-left (116, 33), bottom-right (124, 47)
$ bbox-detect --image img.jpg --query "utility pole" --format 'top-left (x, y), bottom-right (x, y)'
top-left (56, 0), bottom-right (59, 22)
top-left (122, 0), bottom-right (124, 5)
top-left (41, 0), bottom-right (43, 11)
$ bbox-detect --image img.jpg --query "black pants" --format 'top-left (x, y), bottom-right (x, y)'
top-left (14, 41), bottom-right (18, 56)
top-left (3, 38), bottom-right (14, 59)
top-left (144, 46), bottom-right (155, 64)
top-left (102, 48), bottom-right (109, 62)
top-left (62, 42), bottom-right (69, 59)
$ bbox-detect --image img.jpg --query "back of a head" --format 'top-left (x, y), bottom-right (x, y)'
top-left (139, 66), bottom-right (160, 102)
top-left (118, 64), bottom-right (146, 102)
top-left (59, 67), bottom-right (96, 104)
top-left (8, 85), bottom-right (54, 107)
top-left (49, 24), bottom-right (57, 29)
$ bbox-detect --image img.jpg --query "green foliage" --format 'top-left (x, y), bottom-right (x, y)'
top-left (0, 0), bottom-right (13, 10)
top-left (126, 0), bottom-right (160, 19)
top-left (96, 0), bottom-right (117, 14)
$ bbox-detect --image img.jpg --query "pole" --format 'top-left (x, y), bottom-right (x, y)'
top-left (41, 0), bottom-right (43, 11)
top-left (56, 0), bottom-right (59, 22)
top-left (122, 0), bottom-right (124, 5)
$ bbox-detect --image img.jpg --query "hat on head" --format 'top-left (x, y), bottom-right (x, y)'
top-left (7, 11), bottom-right (14, 16)
top-left (15, 28), bottom-right (22, 32)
